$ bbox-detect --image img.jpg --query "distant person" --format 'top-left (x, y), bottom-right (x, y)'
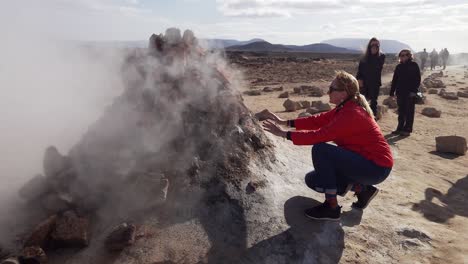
top-left (356, 37), bottom-right (385, 118)
top-left (420, 48), bottom-right (428, 71)
top-left (430, 49), bottom-right (439, 70)
top-left (389, 49), bottom-right (421, 136)
top-left (261, 71), bottom-right (393, 221)
top-left (441, 48), bottom-right (450, 70)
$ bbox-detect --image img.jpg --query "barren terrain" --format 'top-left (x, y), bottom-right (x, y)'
top-left (239, 53), bottom-right (468, 264)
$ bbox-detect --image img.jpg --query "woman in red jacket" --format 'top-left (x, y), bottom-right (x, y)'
top-left (262, 71), bottom-right (393, 221)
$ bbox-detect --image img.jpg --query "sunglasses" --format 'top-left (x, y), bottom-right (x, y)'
top-left (328, 86), bottom-right (345, 94)
top-left (371, 44), bottom-right (380, 48)
top-left (399, 53), bottom-right (409, 57)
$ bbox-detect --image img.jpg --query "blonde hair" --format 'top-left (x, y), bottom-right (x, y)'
top-left (334, 71), bottom-right (374, 119)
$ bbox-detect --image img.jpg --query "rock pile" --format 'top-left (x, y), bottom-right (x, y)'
top-left (3, 28), bottom-right (275, 263)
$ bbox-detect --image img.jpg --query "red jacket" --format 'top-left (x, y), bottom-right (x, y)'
top-left (290, 101), bottom-right (393, 168)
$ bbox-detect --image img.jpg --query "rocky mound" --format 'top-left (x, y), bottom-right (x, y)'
top-left (2, 28), bottom-right (307, 264)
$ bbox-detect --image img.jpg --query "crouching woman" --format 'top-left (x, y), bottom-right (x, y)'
top-left (262, 71), bottom-right (393, 221)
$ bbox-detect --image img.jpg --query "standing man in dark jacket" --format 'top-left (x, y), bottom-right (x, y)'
top-left (356, 37), bottom-right (385, 118)
top-left (420, 48), bottom-right (428, 71)
top-left (390, 49), bottom-right (421, 136)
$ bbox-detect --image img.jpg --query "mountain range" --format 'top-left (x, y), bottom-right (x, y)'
top-left (85, 38), bottom-right (413, 54)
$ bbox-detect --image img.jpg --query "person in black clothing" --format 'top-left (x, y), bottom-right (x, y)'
top-left (389, 49), bottom-right (421, 136)
top-left (356, 37), bottom-right (385, 118)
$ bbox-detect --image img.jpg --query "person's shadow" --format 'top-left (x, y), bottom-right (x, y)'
top-left (412, 174), bottom-right (468, 223)
top-left (237, 196), bottom-right (345, 264)
top-left (384, 133), bottom-right (408, 145)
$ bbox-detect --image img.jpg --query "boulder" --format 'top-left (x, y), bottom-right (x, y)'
top-left (423, 77), bottom-right (445, 88)
top-left (435, 136), bottom-right (467, 155)
top-left (308, 87), bottom-right (324, 97)
top-left (299, 101), bottom-right (311, 109)
top-left (428, 89), bottom-right (438, 94)
top-left (50, 211), bottom-right (89, 248)
top-left (293, 85), bottom-right (323, 97)
top-left (283, 99), bottom-right (301, 112)
top-left (457, 91), bottom-right (468, 98)
top-left (441, 92), bottom-right (458, 100)
top-left (273, 86), bottom-right (284, 91)
top-left (298, 112), bottom-right (312, 118)
top-left (310, 101), bottom-right (332, 112)
top-left (262, 87), bottom-right (273, 92)
top-left (306, 107), bottom-right (320, 115)
top-left (278, 91), bottom-right (289, 98)
top-left (383, 97), bottom-right (398, 109)
top-left (243, 90), bottom-right (261, 96)
top-left (25, 215), bottom-right (58, 248)
top-left (421, 107), bottom-right (441, 118)
top-left (19, 247), bottom-right (47, 264)
top-left (104, 223), bottom-right (137, 251)
top-left (254, 109), bottom-right (271, 121)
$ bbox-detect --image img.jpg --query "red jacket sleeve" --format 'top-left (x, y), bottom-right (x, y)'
top-left (290, 108), bottom-right (359, 145)
top-left (294, 109), bottom-right (336, 131)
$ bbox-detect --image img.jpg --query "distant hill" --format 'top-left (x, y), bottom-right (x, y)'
top-left (202, 38), bottom-right (266, 49)
top-left (226, 41), bottom-right (358, 53)
top-left (285, 43), bottom-right (359, 53)
top-left (226, 41), bottom-right (291, 52)
top-left (321, 38), bottom-right (412, 54)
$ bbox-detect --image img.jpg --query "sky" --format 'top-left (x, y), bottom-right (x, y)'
top-left (2, 0), bottom-right (468, 52)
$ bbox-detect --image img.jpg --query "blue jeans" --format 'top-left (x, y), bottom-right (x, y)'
top-left (305, 143), bottom-right (391, 193)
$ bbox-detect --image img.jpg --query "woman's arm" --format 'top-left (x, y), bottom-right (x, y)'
top-left (292, 109), bottom-right (336, 131)
top-left (289, 108), bottom-right (359, 145)
top-left (389, 65), bottom-right (400, 96)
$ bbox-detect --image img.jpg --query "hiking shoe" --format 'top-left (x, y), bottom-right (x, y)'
top-left (352, 186), bottom-right (379, 210)
top-left (391, 130), bottom-right (402, 135)
top-left (337, 183), bottom-right (353, 197)
top-left (304, 202), bottom-right (341, 221)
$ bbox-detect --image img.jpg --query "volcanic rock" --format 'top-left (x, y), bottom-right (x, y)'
top-left (19, 247), bottom-right (47, 264)
top-left (435, 136), bottom-right (467, 155)
top-left (421, 107), bottom-right (441, 118)
top-left (278, 91), bottom-right (289, 98)
top-left (50, 211), bottom-right (89, 248)
top-left (283, 99), bottom-right (301, 112)
top-left (104, 223), bottom-right (137, 251)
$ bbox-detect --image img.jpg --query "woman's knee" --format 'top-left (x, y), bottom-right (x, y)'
top-left (312, 142), bottom-right (331, 156)
top-left (305, 171), bottom-right (316, 189)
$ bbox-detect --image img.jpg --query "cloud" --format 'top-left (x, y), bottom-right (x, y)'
top-left (216, 0), bottom-right (346, 17)
top-left (215, 0), bottom-right (441, 17)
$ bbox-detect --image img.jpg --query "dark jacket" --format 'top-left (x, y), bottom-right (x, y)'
top-left (390, 61), bottom-right (421, 97)
top-left (356, 53), bottom-right (385, 88)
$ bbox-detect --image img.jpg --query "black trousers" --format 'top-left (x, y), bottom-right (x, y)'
top-left (397, 95), bottom-right (415, 132)
top-left (364, 85), bottom-right (380, 116)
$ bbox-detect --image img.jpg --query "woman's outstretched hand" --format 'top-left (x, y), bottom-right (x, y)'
top-left (262, 120), bottom-right (288, 138)
top-left (258, 109), bottom-right (287, 125)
